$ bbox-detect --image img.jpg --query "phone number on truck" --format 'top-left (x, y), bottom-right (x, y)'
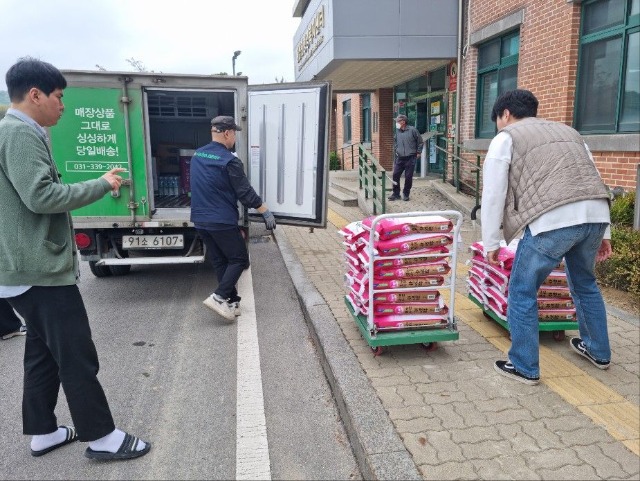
top-left (65, 161), bottom-right (127, 172)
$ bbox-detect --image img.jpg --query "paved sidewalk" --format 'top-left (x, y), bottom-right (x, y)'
top-left (274, 171), bottom-right (639, 480)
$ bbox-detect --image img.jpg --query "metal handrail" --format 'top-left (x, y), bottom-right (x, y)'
top-left (358, 144), bottom-right (387, 214)
top-left (336, 142), bottom-right (375, 170)
top-left (434, 136), bottom-right (484, 213)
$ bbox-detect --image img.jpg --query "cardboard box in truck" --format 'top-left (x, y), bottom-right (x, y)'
top-left (49, 71), bottom-right (330, 277)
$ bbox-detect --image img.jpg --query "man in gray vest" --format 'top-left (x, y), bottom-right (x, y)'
top-left (481, 89), bottom-right (612, 385)
top-left (389, 114), bottom-right (423, 201)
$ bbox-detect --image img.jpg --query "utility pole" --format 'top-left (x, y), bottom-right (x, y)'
top-left (232, 50), bottom-right (241, 76)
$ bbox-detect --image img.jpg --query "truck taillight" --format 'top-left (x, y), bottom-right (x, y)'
top-left (75, 233), bottom-right (92, 249)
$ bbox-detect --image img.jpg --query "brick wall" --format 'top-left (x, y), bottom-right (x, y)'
top-left (373, 88), bottom-right (395, 172)
top-left (459, 0), bottom-right (638, 191)
top-left (335, 93), bottom-right (362, 170)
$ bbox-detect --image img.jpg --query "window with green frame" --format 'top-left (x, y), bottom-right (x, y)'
top-left (575, 0), bottom-right (639, 133)
top-left (343, 99), bottom-right (352, 143)
top-left (361, 94), bottom-right (371, 143)
top-left (476, 31), bottom-right (520, 138)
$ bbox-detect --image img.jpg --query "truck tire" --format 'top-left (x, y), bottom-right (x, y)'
top-left (89, 261), bottom-right (112, 278)
top-left (109, 265), bottom-right (132, 276)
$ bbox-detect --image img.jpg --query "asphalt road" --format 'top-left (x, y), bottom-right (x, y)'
top-left (0, 227), bottom-right (361, 480)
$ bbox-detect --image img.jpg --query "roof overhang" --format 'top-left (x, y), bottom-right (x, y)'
top-left (314, 59), bottom-right (451, 92)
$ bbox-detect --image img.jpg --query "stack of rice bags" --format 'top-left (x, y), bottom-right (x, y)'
top-left (466, 240), bottom-right (576, 322)
top-left (340, 215), bottom-right (455, 331)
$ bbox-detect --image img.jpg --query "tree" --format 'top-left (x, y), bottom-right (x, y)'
top-left (126, 57), bottom-right (147, 72)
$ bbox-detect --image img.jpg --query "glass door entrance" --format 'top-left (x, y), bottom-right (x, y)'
top-left (427, 94), bottom-right (447, 174)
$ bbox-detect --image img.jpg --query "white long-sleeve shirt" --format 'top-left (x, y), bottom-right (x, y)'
top-left (481, 131), bottom-right (611, 252)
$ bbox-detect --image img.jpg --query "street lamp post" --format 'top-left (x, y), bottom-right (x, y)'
top-left (232, 50), bottom-right (241, 76)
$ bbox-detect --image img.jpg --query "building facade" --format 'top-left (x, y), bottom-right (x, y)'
top-left (293, 0), bottom-right (639, 191)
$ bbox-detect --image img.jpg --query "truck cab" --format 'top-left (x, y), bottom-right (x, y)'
top-left (49, 71), bottom-right (330, 277)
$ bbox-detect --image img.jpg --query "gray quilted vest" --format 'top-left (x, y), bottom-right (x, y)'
top-left (500, 117), bottom-right (609, 244)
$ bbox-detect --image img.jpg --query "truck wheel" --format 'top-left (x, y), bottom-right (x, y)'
top-left (89, 261), bottom-right (112, 278)
top-left (109, 265), bottom-right (132, 276)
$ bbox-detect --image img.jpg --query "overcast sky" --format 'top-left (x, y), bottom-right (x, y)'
top-left (0, 0), bottom-right (300, 91)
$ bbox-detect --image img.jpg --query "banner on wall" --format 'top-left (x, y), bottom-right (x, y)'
top-left (448, 62), bottom-right (457, 91)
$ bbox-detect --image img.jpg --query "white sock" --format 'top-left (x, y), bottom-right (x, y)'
top-left (89, 428), bottom-right (146, 453)
top-left (31, 427), bottom-right (67, 451)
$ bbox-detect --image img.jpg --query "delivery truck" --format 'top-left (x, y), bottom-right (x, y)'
top-left (49, 71), bottom-right (330, 277)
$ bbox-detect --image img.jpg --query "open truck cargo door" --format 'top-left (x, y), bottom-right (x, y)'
top-left (247, 82), bottom-right (330, 228)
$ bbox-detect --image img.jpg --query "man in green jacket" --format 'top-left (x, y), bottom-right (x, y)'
top-left (0, 57), bottom-right (151, 460)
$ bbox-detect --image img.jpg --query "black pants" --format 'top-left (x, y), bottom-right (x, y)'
top-left (7, 285), bottom-right (115, 441)
top-left (392, 155), bottom-right (416, 197)
top-left (0, 298), bottom-right (23, 336)
top-left (198, 227), bottom-right (250, 301)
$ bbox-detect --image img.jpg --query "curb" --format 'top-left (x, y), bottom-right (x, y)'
top-left (274, 228), bottom-right (422, 481)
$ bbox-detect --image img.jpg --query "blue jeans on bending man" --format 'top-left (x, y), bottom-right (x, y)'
top-left (507, 224), bottom-right (611, 379)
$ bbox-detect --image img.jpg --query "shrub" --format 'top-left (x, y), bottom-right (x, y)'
top-left (329, 151), bottom-right (341, 171)
top-left (609, 191), bottom-right (635, 226)
top-left (595, 225), bottom-right (640, 297)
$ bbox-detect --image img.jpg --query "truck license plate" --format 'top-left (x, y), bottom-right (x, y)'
top-left (122, 234), bottom-right (184, 249)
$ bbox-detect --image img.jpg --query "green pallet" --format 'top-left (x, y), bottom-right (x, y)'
top-left (468, 295), bottom-right (579, 332)
top-left (344, 296), bottom-right (459, 348)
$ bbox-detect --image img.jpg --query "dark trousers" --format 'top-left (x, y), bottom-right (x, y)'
top-left (7, 285), bottom-right (115, 441)
top-left (392, 155), bottom-right (416, 197)
top-left (0, 298), bottom-right (23, 336)
top-left (198, 227), bottom-right (250, 302)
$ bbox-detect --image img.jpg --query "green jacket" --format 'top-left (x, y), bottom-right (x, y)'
top-left (0, 114), bottom-right (111, 286)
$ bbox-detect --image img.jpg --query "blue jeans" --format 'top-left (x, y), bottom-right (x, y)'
top-left (507, 224), bottom-right (610, 378)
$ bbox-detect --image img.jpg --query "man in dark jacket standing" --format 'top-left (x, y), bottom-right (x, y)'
top-left (190, 116), bottom-right (276, 321)
top-left (389, 114), bottom-right (423, 201)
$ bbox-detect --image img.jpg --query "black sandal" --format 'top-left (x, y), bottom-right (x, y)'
top-left (85, 432), bottom-right (151, 460)
top-left (31, 426), bottom-right (78, 457)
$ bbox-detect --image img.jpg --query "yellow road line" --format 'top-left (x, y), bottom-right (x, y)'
top-left (328, 208), bottom-right (639, 456)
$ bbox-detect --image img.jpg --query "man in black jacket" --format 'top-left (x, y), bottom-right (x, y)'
top-left (190, 116), bottom-right (276, 321)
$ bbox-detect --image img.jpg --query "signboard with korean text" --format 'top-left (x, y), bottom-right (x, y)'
top-left (50, 87), bottom-right (147, 218)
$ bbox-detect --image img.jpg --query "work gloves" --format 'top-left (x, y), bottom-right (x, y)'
top-left (262, 209), bottom-right (277, 230)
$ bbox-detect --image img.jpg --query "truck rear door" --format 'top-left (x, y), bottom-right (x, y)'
top-left (49, 84), bottom-right (147, 219)
top-left (247, 82), bottom-right (330, 228)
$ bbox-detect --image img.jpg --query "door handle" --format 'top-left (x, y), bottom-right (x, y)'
top-left (111, 179), bottom-right (131, 197)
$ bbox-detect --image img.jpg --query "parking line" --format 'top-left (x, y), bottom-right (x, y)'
top-left (236, 267), bottom-right (271, 480)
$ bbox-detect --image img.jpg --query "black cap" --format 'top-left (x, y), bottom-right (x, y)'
top-left (396, 114), bottom-right (408, 122)
top-left (211, 115), bottom-right (242, 131)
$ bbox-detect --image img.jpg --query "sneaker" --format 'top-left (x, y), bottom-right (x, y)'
top-left (388, 194), bottom-right (400, 201)
top-left (1, 324), bottom-right (26, 340)
top-left (494, 360), bottom-right (540, 385)
top-left (203, 294), bottom-right (236, 321)
top-left (232, 301), bottom-right (241, 317)
top-left (570, 337), bottom-right (610, 370)
top-left (402, 195), bottom-right (410, 201)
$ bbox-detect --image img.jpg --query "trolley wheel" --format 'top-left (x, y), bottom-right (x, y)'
top-left (421, 342), bottom-right (438, 352)
top-left (553, 330), bottom-right (566, 342)
top-left (483, 311), bottom-right (493, 320)
top-left (371, 346), bottom-right (385, 356)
